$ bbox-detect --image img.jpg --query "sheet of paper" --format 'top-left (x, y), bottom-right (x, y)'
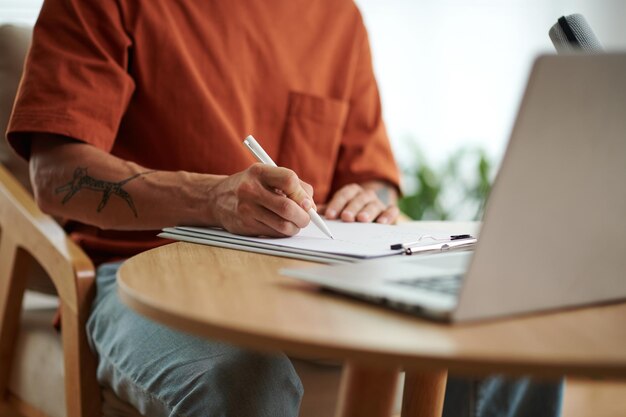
top-left (176, 221), bottom-right (452, 258)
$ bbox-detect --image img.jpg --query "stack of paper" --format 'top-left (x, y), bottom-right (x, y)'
top-left (160, 221), bottom-right (472, 264)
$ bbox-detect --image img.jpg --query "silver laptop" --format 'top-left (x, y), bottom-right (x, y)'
top-left (282, 54), bottom-right (626, 322)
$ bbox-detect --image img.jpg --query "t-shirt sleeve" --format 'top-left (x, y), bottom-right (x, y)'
top-left (6, 0), bottom-right (135, 160)
top-left (331, 21), bottom-right (401, 194)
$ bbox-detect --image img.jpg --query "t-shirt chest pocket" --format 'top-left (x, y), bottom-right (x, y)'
top-left (277, 92), bottom-right (349, 203)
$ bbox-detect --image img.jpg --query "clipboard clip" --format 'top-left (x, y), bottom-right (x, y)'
top-left (390, 235), bottom-right (477, 255)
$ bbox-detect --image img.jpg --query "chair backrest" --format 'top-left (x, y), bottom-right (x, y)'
top-left (2, 24), bottom-right (59, 296)
top-left (0, 24), bottom-right (32, 193)
top-left (0, 164), bottom-right (100, 415)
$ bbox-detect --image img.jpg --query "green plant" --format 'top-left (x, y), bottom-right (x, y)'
top-left (398, 145), bottom-right (494, 221)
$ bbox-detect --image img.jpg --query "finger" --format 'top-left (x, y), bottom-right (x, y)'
top-left (272, 182), bottom-right (316, 209)
top-left (248, 218), bottom-right (289, 238)
top-left (258, 187), bottom-right (310, 229)
top-left (300, 180), bottom-right (314, 199)
top-left (341, 189), bottom-right (378, 222)
top-left (255, 165), bottom-right (313, 211)
top-left (225, 207), bottom-right (286, 237)
top-left (356, 200), bottom-right (386, 223)
top-left (299, 180), bottom-right (317, 209)
top-left (325, 184), bottom-right (362, 219)
top-left (376, 205), bottom-right (401, 225)
top-left (254, 204), bottom-right (302, 237)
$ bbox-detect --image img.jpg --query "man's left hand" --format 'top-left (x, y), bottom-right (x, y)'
top-left (322, 181), bottom-right (399, 224)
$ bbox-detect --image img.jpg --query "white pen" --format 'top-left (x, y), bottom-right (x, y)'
top-left (243, 135), bottom-right (335, 239)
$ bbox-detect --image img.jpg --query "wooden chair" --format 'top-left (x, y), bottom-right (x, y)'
top-left (0, 162), bottom-right (101, 417)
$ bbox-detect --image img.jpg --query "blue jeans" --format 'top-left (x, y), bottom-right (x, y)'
top-left (443, 376), bottom-right (563, 417)
top-left (86, 262), bottom-right (303, 416)
top-left (87, 262), bottom-right (563, 417)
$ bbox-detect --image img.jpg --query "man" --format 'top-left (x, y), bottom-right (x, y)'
top-left (7, 0), bottom-right (561, 416)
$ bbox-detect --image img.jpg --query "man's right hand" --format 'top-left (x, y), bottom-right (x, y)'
top-left (207, 163), bottom-right (314, 237)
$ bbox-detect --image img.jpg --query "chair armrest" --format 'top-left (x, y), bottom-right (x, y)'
top-left (0, 163), bottom-right (95, 311)
top-left (0, 163), bottom-right (100, 417)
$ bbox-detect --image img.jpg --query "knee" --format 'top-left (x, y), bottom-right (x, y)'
top-left (221, 350), bottom-right (304, 416)
top-left (171, 349), bottom-right (303, 417)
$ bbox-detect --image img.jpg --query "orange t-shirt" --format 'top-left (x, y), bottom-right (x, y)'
top-left (7, 0), bottom-right (400, 264)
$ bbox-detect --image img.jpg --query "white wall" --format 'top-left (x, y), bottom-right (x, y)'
top-left (355, 0), bottom-right (626, 170)
top-left (0, 0), bottom-right (43, 25)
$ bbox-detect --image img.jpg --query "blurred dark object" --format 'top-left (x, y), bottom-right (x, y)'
top-left (549, 14), bottom-right (603, 53)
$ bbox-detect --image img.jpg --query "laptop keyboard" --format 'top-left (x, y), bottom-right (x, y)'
top-left (393, 275), bottom-right (463, 296)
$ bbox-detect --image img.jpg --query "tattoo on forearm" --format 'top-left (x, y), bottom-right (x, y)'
top-left (375, 187), bottom-right (391, 205)
top-left (55, 167), bottom-right (155, 217)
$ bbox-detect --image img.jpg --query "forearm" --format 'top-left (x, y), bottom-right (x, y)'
top-left (30, 135), bottom-right (224, 230)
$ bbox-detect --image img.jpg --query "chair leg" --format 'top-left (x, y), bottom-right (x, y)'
top-left (0, 401), bottom-right (25, 417)
top-left (0, 241), bottom-right (29, 401)
top-left (61, 299), bottom-right (101, 417)
top-left (6, 392), bottom-right (50, 417)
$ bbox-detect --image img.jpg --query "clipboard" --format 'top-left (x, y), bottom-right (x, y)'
top-left (390, 234), bottom-right (477, 255)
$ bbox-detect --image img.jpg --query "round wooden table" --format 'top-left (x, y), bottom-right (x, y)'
top-left (117, 223), bottom-right (626, 417)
